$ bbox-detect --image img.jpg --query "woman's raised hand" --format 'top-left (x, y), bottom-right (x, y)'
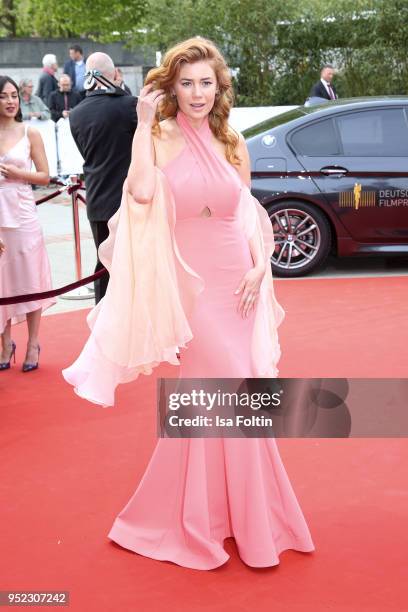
top-left (136, 83), bottom-right (166, 127)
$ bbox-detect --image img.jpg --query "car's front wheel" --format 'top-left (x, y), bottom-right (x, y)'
top-left (267, 201), bottom-right (332, 277)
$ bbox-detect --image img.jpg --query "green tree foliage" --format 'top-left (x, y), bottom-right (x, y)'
top-left (2, 0), bottom-right (408, 104)
top-left (136, 0), bottom-right (303, 105)
top-left (137, 0), bottom-right (408, 104)
top-left (1, 0), bottom-right (147, 40)
top-left (1, 0), bottom-right (17, 36)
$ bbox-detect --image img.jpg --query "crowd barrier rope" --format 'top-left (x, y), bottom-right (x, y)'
top-left (0, 269), bottom-right (107, 306)
top-left (61, 175), bottom-right (96, 300)
top-left (0, 176), bottom-right (107, 306)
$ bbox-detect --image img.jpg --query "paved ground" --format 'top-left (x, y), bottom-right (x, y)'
top-left (35, 185), bottom-right (407, 317)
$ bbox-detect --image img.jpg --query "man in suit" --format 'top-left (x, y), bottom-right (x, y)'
top-left (309, 64), bottom-right (338, 101)
top-left (48, 74), bottom-right (82, 122)
top-left (69, 52), bottom-right (138, 303)
top-left (63, 44), bottom-right (87, 98)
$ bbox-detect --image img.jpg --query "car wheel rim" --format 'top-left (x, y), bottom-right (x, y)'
top-left (270, 208), bottom-right (322, 270)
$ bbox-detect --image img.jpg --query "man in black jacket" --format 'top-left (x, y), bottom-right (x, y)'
top-left (309, 64), bottom-right (338, 101)
top-left (48, 75), bottom-right (82, 122)
top-left (69, 52), bottom-right (138, 303)
top-left (36, 54), bottom-right (58, 104)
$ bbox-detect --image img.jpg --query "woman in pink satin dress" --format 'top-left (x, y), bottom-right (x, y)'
top-left (0, 76), bottom-right (55, 372)
top-left (63, 38), bottom-right (315, 570)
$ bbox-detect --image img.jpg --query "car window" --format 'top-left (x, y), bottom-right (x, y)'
top-left (335, 108), bottom-right (408, 156)
top-left (242, 107), bottom-right (307, 139)
top-left (289, 119), bottom-right (341, 156)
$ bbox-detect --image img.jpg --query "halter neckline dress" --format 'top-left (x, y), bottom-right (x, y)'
top-left (104, 111), bottom-right (315, 569)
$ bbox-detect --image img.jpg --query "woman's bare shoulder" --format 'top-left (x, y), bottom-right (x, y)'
top-left (152, 117), bottom-right (185, 168)
top-left (26, 125), bottom-right (45, 152)
top-left (26, 125), bottom-right (41, 142)
top-left (154, 117), bottom-right (179, 143)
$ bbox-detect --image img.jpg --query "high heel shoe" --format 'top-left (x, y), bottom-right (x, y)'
top-left (0, 341), bottom-right (16, 370)
top-left (22, 344), bottom-right (40, 373)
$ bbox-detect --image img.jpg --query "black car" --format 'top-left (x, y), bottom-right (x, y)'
top-left (244, 97), bottom-right (408, 277)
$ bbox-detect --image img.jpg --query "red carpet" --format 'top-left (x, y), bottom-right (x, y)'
top-left (1, 276), bottom-right (407, 611)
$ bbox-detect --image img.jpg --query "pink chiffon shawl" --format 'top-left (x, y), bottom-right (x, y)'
top-left (62, 167), bottom-right (285, 407)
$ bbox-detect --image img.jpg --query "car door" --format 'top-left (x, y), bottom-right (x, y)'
top-left (288, 106), bottom-right (408, 243)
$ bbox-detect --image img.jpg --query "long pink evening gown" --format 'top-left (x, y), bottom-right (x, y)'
top-left (105, 112), bottom-right (315, 569)
top-left (0, 124), bottom-right (55, 331)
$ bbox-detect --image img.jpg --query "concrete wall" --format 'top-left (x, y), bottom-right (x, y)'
top-left (0, 38), bottom-right (155, 95)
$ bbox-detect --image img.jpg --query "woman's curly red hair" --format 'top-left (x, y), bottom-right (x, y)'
top-left (145, 37), bottom-right (241, 165)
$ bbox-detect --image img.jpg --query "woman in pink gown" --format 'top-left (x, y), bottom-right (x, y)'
top-left (63, 38), bottom-right (315, 570)
top-left (0, 76), bottom-right (55, 371)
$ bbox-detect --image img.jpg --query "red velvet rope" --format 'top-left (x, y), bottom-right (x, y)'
top-left (0, 268), bottom-right (107, 305)
top-left (35, 180), bottom-right (85, 206)
top-left (0, 178), bottom-right (107, 305)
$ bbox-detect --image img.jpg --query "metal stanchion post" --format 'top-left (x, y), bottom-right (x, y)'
top-left (61, 175), bottom-right (95, 300)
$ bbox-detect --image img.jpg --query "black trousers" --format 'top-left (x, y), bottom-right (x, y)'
top-left (89, 220), bottom-right (110, 304)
